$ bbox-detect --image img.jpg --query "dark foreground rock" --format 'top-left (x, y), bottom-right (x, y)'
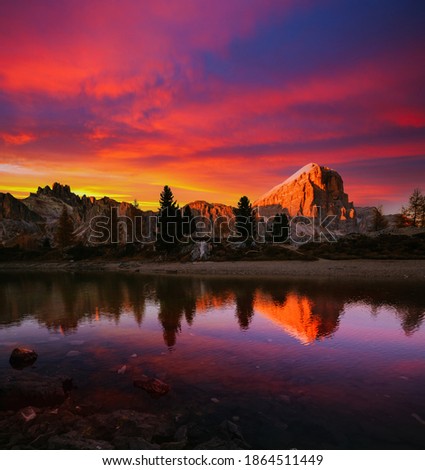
top-left (0, 371), bottom-right (251, 450)
top-left (48, 432), bottom-right (114, 450)
top-left (0, 371), bottom-right (71, 410)
top-left (9, 348), bottom-right (38, 370)
top-left (0, 402), bottom-right (251, 450)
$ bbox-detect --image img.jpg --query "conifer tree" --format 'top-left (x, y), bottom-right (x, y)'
top-left (56, 206), bottom-right (75, 249)
top-left (402, 188), bottom-right (424, 227)
top-left (371, 206), bottom-right (388, 231)
top-left (182, 205), bottom-right (196, 237)
top-left (156, 185), bottom-right (180, 251)
top-left (233, 196), bottom-right (256, 242)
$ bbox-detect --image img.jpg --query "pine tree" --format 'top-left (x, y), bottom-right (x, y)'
top-left (56, 206), bottom-right (75, 249)
top-left (156, 186), bottom-right (180, 251)
top-left (402, 188), bottom-right (424, 227)
top-left (182, 205), bottom-right (196, 237)
top-left (371, 206), bottom-right (388, 231)
top-left (233, 196), bottom-right (256, 242)
top-left (272, 212), bottom-right (290, 242)
top-left (159, 185), bottom-right (177, 212)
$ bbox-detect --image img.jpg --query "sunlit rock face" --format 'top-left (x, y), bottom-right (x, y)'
top-left (186, 201), bottom-right (234, 223)
top-left (254, 163), bottom-right (356, 222)
top-left (185, 200), bottom-right (235, 237)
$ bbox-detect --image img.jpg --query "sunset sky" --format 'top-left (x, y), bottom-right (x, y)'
top-left (1, 0), bottom-right (424, 212)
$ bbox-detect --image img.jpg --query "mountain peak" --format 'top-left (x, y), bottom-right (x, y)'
top-left (36, 182), bottom-right (81, 206)
top-left (254, 163), bottom-right (355, 221)
top-left (261, 163), bottom-right (320, 200)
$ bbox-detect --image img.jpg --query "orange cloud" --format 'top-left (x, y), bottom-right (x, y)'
top-left (1, 132), bottom-right (36, 145)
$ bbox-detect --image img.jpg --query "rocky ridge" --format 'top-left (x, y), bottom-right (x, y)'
top-left (0, 183), bottom-right (154, 247)
top-left (0, 164), bottom-right (393, 248)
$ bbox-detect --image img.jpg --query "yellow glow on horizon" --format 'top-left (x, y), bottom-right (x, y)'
top-left (71, 188), bottom-right (132, 200)
top-left (0, 185), bottom-right (39, 196)
top-left (151, 181), bottom-right (217, 194)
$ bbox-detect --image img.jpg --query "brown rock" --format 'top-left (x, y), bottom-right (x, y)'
top-left (9, 347), bottom-right (38, 370)
top-left (133, 376), bottom-right (170, 397)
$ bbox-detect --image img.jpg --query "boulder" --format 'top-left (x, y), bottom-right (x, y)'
top-left (9, 348), bottom-right (38, 370)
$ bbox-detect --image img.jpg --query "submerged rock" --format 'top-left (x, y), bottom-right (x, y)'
top-left (89, 409), bottom-right (174, 445)
top-left (20, 406), bottom-right (37, 422)
top-left (133, 376), bottom-right (170, 397)
top-left (218, 419), bottom-right (250, 449)
top-left (160, 425), bottom-right (188, 450)
top-left (65, 350), bottom-right (81, 357)
top-left (9, 348), bottom-right (38, 370)
top-left (412, 413), bottom-right (425, 426)
top-left (0, 372), bottom-right (70, 410)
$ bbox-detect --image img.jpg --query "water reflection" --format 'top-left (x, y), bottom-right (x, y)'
top-left (254, 293), bottom-right (343, 344)
top-left (155, 277), bottom-right (197, 348)
top-left (0, 273), bottom-right (424, 347)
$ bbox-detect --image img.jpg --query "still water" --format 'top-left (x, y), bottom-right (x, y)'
top-left (0, 272), bottom-right (424, 449)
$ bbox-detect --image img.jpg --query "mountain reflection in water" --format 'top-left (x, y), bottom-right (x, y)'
top-left (0, 273), bottom-right (424, 345)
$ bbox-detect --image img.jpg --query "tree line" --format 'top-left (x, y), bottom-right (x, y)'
top-left (54, 185), bottom-right (424, 250)
top-left (155, 185), bottom-right (290, 252)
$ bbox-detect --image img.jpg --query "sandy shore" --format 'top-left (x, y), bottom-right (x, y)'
top-left (0, 259), bottom-right (424, 280)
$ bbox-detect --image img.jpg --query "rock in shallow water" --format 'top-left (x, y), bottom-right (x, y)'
top-left (133, 376), bottom-right (170, 397)
top-left (9, 348), bottom-right (38, 370)
top-left (0, 371), bottom-right (71, 410)
top-left (20, 406), bottom-right (37, 422)
top-left (65, 350), bottom-right (81, 358)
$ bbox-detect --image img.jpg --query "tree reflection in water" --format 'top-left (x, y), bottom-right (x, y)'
top-left (0, 273), bottom-right (424, 347)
